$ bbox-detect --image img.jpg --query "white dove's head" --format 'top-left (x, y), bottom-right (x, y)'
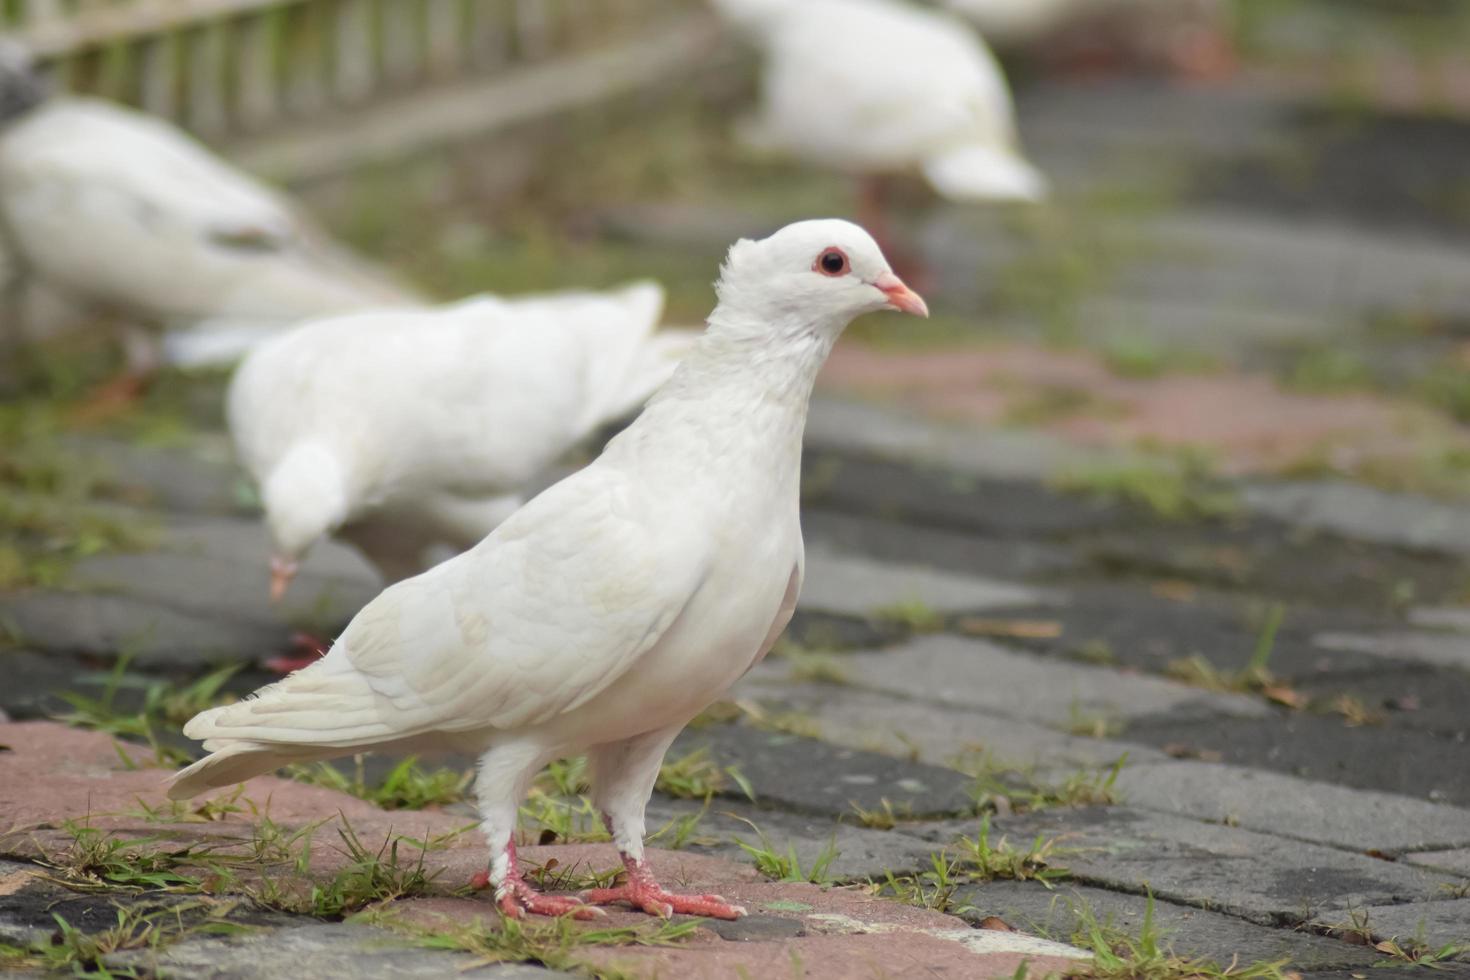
top-left (260, 443), bottom-right (350, 600)
top-left (714, 219), bottom-right (928, 335)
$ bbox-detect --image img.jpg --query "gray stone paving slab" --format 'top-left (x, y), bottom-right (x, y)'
top-left (1124, 713), bottom-right (1470, 808)
top-left (802, 509), bottom-right (1082, 581)
top-left (1312, 631), bottom-right (1470, 672)
top-left (955, 807), bottom-right (1467, 924)
top-left (645, 797), bottom-right (938, 884)
top-left (1406, 850), bottom-right (1470, 877)
top-left (1412, 609), bottom-right (1470, 633)
top-left (62, 435), bottom-right (245, 517)
top-left (957, 880), bottom-right (1381, 971)
top-left (1111, 761), bottom-right (1470, 853)
top-left (1, 591), bottom-right (288, 666)
top-left (805, 397), bottom-right (1115, 482)
top-left (731, 676), bottom-right (1165, 770)
top-left (104, 922), bottom-right (566, 979)
top-left (798, 546), bottom-right (1056, 619)
top-left (670, 723), bottom-right (976, 819)
top-left (1311, 900), bottom-right (1470, 956)
top-left (804, 634), bottom-right (1268, 729)
top-left (1242, 483), bottom-right (1470, 558)
top-left (67, 545), bottom-right (375, 632)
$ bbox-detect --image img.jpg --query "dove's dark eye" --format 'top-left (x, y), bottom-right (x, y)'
top-left (814, 247), bottom-right (849, 277)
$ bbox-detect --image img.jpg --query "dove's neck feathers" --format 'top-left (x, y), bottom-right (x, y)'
top-left (609, 299), bottom-right (840, 489)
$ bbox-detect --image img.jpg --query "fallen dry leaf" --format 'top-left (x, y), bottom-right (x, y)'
top-left (955, 618), bottom-right (1063, 639)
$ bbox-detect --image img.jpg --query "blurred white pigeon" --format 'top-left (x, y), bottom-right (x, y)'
top-left (229, 280), bottom-right (692, 605)
top-left (0, 41), bottom-right (418, 398)
top-left (169, 219), bottom-right (929, 921)
top-left (712, 0), bottom-right (1046, 208)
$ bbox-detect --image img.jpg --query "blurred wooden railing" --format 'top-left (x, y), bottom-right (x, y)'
top-left (3, 0), bottom-right (715, 179)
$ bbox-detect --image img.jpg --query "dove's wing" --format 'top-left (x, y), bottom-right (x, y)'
top-left (182, 465), bottom-right (708, 750)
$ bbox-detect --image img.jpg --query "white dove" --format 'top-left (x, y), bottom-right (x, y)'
top-left (169, 219), bottom-right (929, 920)
top-left (712, 0), bottom-right (1046, 209)
top-left (229, 281), bottom-right (692, 604)
top-left (0, 41), bottom-right (417, 391)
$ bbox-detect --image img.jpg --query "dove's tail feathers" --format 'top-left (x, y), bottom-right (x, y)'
top-left (168, 660), bottom-right (408, 799)
top-left (566, 280), bottom-right (676, 433)
top-left (922, 144), bottom-right (1048, 203)
top-left (166, 741), bottom-right (334, 800)
top-left (594, 328), bottom-right (700, 428)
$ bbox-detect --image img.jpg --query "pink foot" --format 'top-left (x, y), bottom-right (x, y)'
top-left (263, 632), bottom-right (329, 675)
top-left (499, 880), bottom-right (604, 920)
top-left (583, 857), bottom-right (745, 920)
top-left (474, 839), bottom-right (605, 920)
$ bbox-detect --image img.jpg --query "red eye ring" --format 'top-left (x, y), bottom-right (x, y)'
top-left (814, 247), bottom-right (850, 277)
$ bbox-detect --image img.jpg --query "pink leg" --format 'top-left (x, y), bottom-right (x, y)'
top-left (582, 850), bottom-right (746, 920)
top-left (262, 632), bottom-right (329, 675)
top-left (470, 838), bottom-right (604, 920)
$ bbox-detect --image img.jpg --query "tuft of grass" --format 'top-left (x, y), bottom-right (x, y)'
top-left (848, 798), bottom-right (912, 831)
top-left (872, 599), bottom-right (945, 632)
top-left (1417, 364), bottom-right (1470, 423)
top-left (1067, 702), bottom-right (1126, 739)
top-left (964, 756), bottom-right (1127, 813)
top-left (952, 815), bottom-right (1071, 887)
top-left (771, 639), bottom-right (850, 685)
top-left (654, 747), bottom-right (752, 803)
top-left (878, 816), bottom-right (1075, 913)
top-left (647, 801), bottom-right (715, 851)
top-left (1165, 604), bottom-right (1300, 707)
top-left (1063, 891), bottom-right (1296, 979)
top-left (0, 404), bottom-right (156, 590)
top-left (35, 821), bottom-right (209, 893)
top-left (1053, 451), bottom-right (1238, 522)
top-left (1331, 908), bottom-right (1470, 969)
top-left (57, 656), bottom-right (242, 767)
top-left (407, 913), bottom-right (701, 978)
top-left (0, 900), bottom-right (252, 977)
top-left (874, 851), bottom-right (969, 914)
top-left (247, 819), bottom-right (439, 918)
top-left (287, 756), bottom-right (471, 811)
top-left (1280, 348), bottom-right (1374, 394)
top-left (732, 817), bottom-right (840, 884)
top-left (1102, 337), bottom-right (1218, 380)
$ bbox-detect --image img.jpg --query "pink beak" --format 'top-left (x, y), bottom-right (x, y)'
top-left (269, 556), bottom-right (299, 602)
top-left (874, 271), bottom-right (929, 318)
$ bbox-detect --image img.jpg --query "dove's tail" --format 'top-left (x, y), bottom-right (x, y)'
top-left (556, 280), bottom-right (687, 434)
top-left (167, 741), bottom-right (336, 800)
top-left (922, 143), bottom-right (1048, 203)
top-left (166, 657), bottom-right (406, 800)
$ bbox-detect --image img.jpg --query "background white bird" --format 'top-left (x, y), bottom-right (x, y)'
top-left (0, 41), bottom-right (419, 400)
top-left (712, 0), bottom-right (1047, 226)
top-left (229, 280), bottom-right (694, 608)
top-left (169, 218), bottom-right (930, 921)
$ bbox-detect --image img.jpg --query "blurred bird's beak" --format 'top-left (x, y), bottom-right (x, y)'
top-left (269, 556), bottom-right (299, 602)
top-left (875, 272), bottom-right (929, 318)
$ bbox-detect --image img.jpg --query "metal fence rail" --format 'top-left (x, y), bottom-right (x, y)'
top-left (4, 0), bottom-right (696, 147)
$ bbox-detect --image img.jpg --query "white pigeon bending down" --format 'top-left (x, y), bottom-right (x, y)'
top-left (712, 0), bottom-right (1046, 205)
top-left (170, 219), bottom-right (929, 920)
top-left (229, 280), bottom-right (692, 602)
top-left (0, 41), bottom-right (418, 383)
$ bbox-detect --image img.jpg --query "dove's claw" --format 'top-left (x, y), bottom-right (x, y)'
top-left (478, 839), bottom-right (604, 919)
top-left (582, 857), bottom-right (745, 920)
top-left (498, 886), bottom-right (604, 920)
